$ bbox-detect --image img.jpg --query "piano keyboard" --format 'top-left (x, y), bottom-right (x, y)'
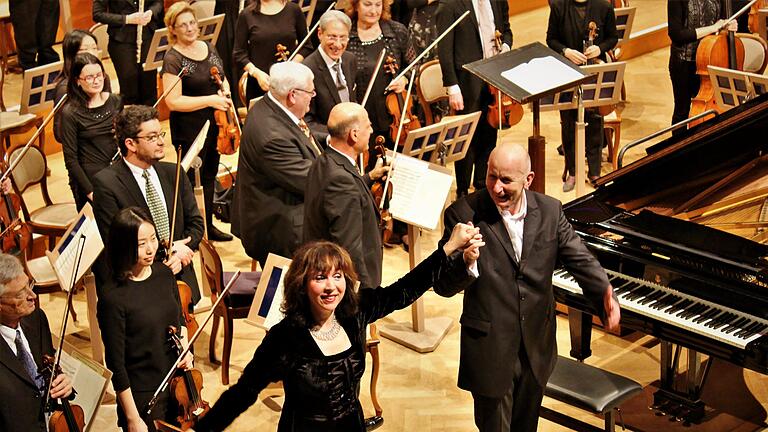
top-left (552, 268), bottom-right (768, 350)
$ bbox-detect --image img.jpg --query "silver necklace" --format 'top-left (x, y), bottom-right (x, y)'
top-left (310, 315), bottom-right (342, 341)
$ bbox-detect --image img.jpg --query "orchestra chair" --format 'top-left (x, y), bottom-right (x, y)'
top-left (736, 33), bottom-right (768, 75)
top-left (237, 71), bottom-right (249, 122)
top-left (0, 62), bottom-right (48, 161)
top-left (23, 250), bottom-right (80, 323)
top-left (540, 356), bottom-right (642, 432)
top-left (416, 59), bottom-right (450, 125)
top-left (603, 110), bottom-right (622, 171)
top-left (199, 238), bottom-right (261, 385)
top-left (89, 23), bottom-right (111, 60)
top-left (5, 143), bottom-right (78, 249)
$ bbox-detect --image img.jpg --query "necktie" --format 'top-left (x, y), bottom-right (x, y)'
top-left (298, 120), bottom-right (322, 156)
top-left (142, 170), bottom-right (170, 241)
top-left (332, 61), bottom-right (350, 103)
top-left (476, 0), bottom-right (497, 59)
top-left (15, 329), bottom-right (43, 391)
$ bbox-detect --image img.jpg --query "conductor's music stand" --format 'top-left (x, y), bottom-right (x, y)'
top-left (143, 14), bottom-right (225, 71)
top-left (540, 61), bottom-right (626, 196)
top-left (463, 42), bottom-right (590, 194)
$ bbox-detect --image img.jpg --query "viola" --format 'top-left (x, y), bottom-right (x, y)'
top-left (0, 169), bottom-right (31, 255)
top-left (167, 326), bottom-right (209, 430)
top-left (584, 22), bottom-right (616, 117)
top-left (209, 67), bottom-right (241, 156)
top-left (39, 355), bottom-right (85, 432)
top-left (383, 56), bottom-right (421, 144)
top-left (487, 31), bottom-right (523, 129)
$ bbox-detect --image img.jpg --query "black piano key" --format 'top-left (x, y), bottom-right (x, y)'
top-left (674, 300), bottom-right (698, 317)
top-left (647, 293), bottom-right (673, 308)
top-left (736, 321), bottom-right (762, 338)
top-left (627, 286), bottom-right (654, 302)
top-left (693, 308), bottom-right (719, 324)
top-left (684, 304), bottom-right (708, 319)
top-left (679, 303), bottom-right (704, 319)
top-left (705, 311), bottom-right (728, 328)
top-left (711, 314), bottom-right (735, 330)
top-left (656, 295), bottom-right (683, 311)
top-left (665, 299), bottom-right (692, 314)
top-left (638, 290), bottom-right (665, 305)
top-left (615, 282), bottom-right (639, 295)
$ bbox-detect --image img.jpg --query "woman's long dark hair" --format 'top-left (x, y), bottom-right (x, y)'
top-left (108, 207), bottom-right (155, 283)
top-left (66, 53), bottom-right (108, 108)
top-left (281, 241), bottom-right (360, 328)
top-left (58, 30), bottom-right (111, 90)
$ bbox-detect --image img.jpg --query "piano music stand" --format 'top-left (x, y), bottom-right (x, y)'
top-left (540, 61), bottom-right (626, 196)
top-left (143, 14), bottom-right (225, 71)
top-left (463, 42), bottom-right (590, 194)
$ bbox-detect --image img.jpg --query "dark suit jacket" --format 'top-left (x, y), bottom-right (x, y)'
top-left (0, 309), bottom-right (55, 432)
top-left (304, 148), bottom-right (382, 288)
top-left (92, 159), bottom-right (205, 302)
top-left (232, 95), bottom-right (320, 264)
top-left (436, 0), bottom-right (512, 112)
top-left (304, 50), bottom-right (358, 142)
top-left (92, 0), bottom-right (164, 45)
top-left (434, 189), bottom-right (610, 397)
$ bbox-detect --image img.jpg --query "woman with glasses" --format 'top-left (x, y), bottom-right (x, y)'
top-left (58, 53), bottom-right (123, 210)
top-left (162, 1), bottom-right (234, 242)
top-left (234, 0), bottom-right (313, 103)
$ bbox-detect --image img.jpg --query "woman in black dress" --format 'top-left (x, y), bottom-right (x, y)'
top-left (234, 0), bottom-right (313, 102)
top-left (54, 29), bottom-right (105, 103)
top-left (162, 1), bottom-right (234, 242)
top-left (98, 207), bottom-right (193, 432)
top-left (58, 53), bottom-right (123, 210)
top-left (193, 223), bottom-right (483, 431)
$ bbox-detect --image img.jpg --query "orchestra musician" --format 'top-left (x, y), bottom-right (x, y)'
top-left (436, 0), bottom-right (512, 199)
top-left (434, 144), bottom-right (621, 432)
top-left (234, 0), bottom-right (313, 103)
top-left (192, 226), bottom-right (482, 431)
top-left (58, 53), bottom-right (124, 210)
top-left (92, 105), bottom-right (204, 304)
top-left (232, 62), bottom-right (321, 267)
top-left (7, 0), bottom-right (60, 70)
top-left (98, 207), bottom-right (194, 432)
top-left (92, 0), bottom-right (163, 106)
top-left (304, 102), bottom-right (389, 289)
top-left (162, 1), bottom-right (235, 242)
top-left (546, 0), bottom-right (617, 191)
top-left (303, 10), bottom-right (359, 142)
top-left (667, 0), bottom-right (738, 136)
top-left (0, 253), bottom-right (74, 432)
top-left (54, 29), bottom-right (106, 104)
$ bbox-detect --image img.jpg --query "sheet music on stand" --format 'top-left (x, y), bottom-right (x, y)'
top-left (45, 204), bottom-right (104, 292)
top-left (388, 153), bottom-right (453, 231)
top-left (181, 120), bottom-right (210, 172)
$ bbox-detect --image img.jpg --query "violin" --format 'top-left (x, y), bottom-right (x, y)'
top-left (167, 326), bottom-right (209, 429)
top-left (0, 165), bottom-right (31, 255)
top-left (275, 44), bottom-right (290, 62)
top-left (584, 22), bottom-right (616, 117)
top-left (487, 31), bottom-right (523, 129)
top-left (368, 137), bottom-right (394, 243)
top-left (383, 56), bottom-right (421, 144)
top-left (39, 355), bottom-right (85, 432)
top-left (209, 67), bottom-right (241, 156)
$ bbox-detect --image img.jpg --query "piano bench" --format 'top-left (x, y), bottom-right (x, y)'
top-left (540, 356), bottom-right (642, 432)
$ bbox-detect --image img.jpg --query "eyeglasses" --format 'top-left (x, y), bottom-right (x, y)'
top-left (79, 72), bottom-right (104, 84)
top-left (293, 88), bottom-right (316, 97)
top-left (175, 20), bottom-right (198, 30)
top-left (135, 131), bottom-right (167, 143)
top-left (324, 35), bottom-right (349, 43)
top-left (1, 281), bottom-right (35, 300)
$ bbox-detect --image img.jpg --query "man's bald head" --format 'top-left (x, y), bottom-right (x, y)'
top-left (328, 102), bottom-right (372, 156)
top-left (485, 144), bottom-right (534, 212)
top-left (488, 144), bottom-right (532, 177)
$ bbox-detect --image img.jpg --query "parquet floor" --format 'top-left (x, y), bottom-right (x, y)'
top-left (3, 4), bottom-right (767, 431)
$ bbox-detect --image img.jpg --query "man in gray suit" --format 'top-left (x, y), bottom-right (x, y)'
top-left (434, 144), bottom-right (621, 432)
top-left (304, 103), bottom-right (388, 288)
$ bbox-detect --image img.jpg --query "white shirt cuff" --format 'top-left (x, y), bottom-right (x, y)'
top-left (467, 260), bottom-right (479, 277)
top-left (447, 85), bottom-right (461, 95)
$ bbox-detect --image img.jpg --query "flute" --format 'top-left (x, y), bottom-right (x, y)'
top-left (136, 0), bottom-right (145, 63)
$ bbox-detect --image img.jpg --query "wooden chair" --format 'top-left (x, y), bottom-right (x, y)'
top-left (738, 32), bottom-right (768, 75)
top-left (199, 238), bottom-right (261, 385)
top-left (416, 59), bottom-right (450, 125)
top-left (237, 71), bottom-right (249, 122)
top-left (89, 23), bottom-right (110, 60)
top-left (5, 143), bottom-right (77, 248)
top-left (0, 62), bottom-right (50, 160)
top-left (604, 110), bottom-right (622, 171)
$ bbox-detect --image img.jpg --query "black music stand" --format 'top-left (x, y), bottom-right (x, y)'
top-left (463, 42), bottom-right (590, 194)
top-left (143, 14), bottom-right (225, 71)
top-left (709, 65), bottom-right (768, 110)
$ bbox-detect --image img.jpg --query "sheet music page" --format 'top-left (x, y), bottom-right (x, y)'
top-left (501, 56), bottom-right (584, 95)
top-left (389, 154), bottom-right (453, 230)
top-left (48, 205), bottom-right (104, 292)
top-left (263, 265), bottom-right (288, 329)
top-left (54, 339), bottom-right (111, 432)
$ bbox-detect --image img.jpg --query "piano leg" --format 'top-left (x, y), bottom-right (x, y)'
top-left (654, 343), bottom-right (707, 424)
top-left (567, 307), bottom-right (593, 361)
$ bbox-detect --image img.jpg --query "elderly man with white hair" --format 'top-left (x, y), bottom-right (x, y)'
top-left (231, 61), bottom-right (321, 265)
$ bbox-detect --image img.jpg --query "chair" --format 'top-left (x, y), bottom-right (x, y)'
top-left (737, 32), bottom-right (768, 74)
top-left (603, 110), bottom-right (622, 171)
top-left (6, 143), bottom-right (77, 248)
top-left (0, 63), bottom-right (44, 160)
top-left (24, 252), bottom-right (79, 322)
top-left (416, 59), bottom-right (450, 125)
top-left (190, 0), bottom-right (215, 19)
top-left (237, 71), bottom-right (249, 122)
top-left (199, 238), bottom-right (261, 385)
top-left (89, 23), bottom-right (110, 60)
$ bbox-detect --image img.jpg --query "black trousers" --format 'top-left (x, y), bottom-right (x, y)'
top-left (559, 108), bottom-right (603, 178)
top-left (108, 40), bottom-right (157, 106)
top-left (669, 55), bottom-right (699, 137)
top-left (472, 350), bottom-right (544, 432)
top-left (9, 0), bottom-right (60, 69)
top-left (456, 89), bottom-right (497, 195)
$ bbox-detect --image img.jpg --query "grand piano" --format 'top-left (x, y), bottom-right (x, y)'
top-left (552, 92), bottom-right (768, 424)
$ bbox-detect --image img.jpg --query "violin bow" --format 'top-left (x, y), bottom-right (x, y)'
top-left (288, 1), bottom-right (337, 62)
top-left (145, 271), bottom-right (242, 416)
top-left (153, 67), bottom-right (188, 109)
top-left (388, 10), bottom-right (470, 86)
top-left (379, 69), bottom-right (416, 211)
top-left (357, 48), bottom-right (388, 174)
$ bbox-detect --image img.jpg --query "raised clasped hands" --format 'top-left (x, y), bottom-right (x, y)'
top-left (443, 222), bottom-right (485, 266)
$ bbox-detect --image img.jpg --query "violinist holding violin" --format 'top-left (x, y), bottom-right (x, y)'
top-left (0, 253), bottom-right (74, 432)
top-left (162, 1), bottom-right (234, 242)
top-left (546, 0), bottom-right (617, 191)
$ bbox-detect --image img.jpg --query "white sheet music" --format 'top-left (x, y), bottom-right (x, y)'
top-left (389, 154), bottom-right (454, 230)
top-left (501, 56), bottom-right (584, 95)
top-left (46, 204), bottom-right (104, 292)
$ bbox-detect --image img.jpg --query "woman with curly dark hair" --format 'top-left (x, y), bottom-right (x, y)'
top-left (193, 223), bottom-right (483, 431)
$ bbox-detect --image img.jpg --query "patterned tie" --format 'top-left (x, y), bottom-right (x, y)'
top-left (142, 170), bottom-right (170, 241)
top-left (476, 0), bottom-right (497, 59)
top-left (298, 120), bottom-right (322, 156)
top-left (332, 61), bottom-right (350, 103)
top-left (15, 329), bottom-right (43, 392)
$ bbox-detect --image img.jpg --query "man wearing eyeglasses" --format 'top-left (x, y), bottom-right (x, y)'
top-left (232, 61), bottom-right (320, 267)
top-left (303, 10), bottom-right (358, 143)
top-left (0, 253), bottom-right (74, 432)
top-left (92, 105), bottom-right (205, 304)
